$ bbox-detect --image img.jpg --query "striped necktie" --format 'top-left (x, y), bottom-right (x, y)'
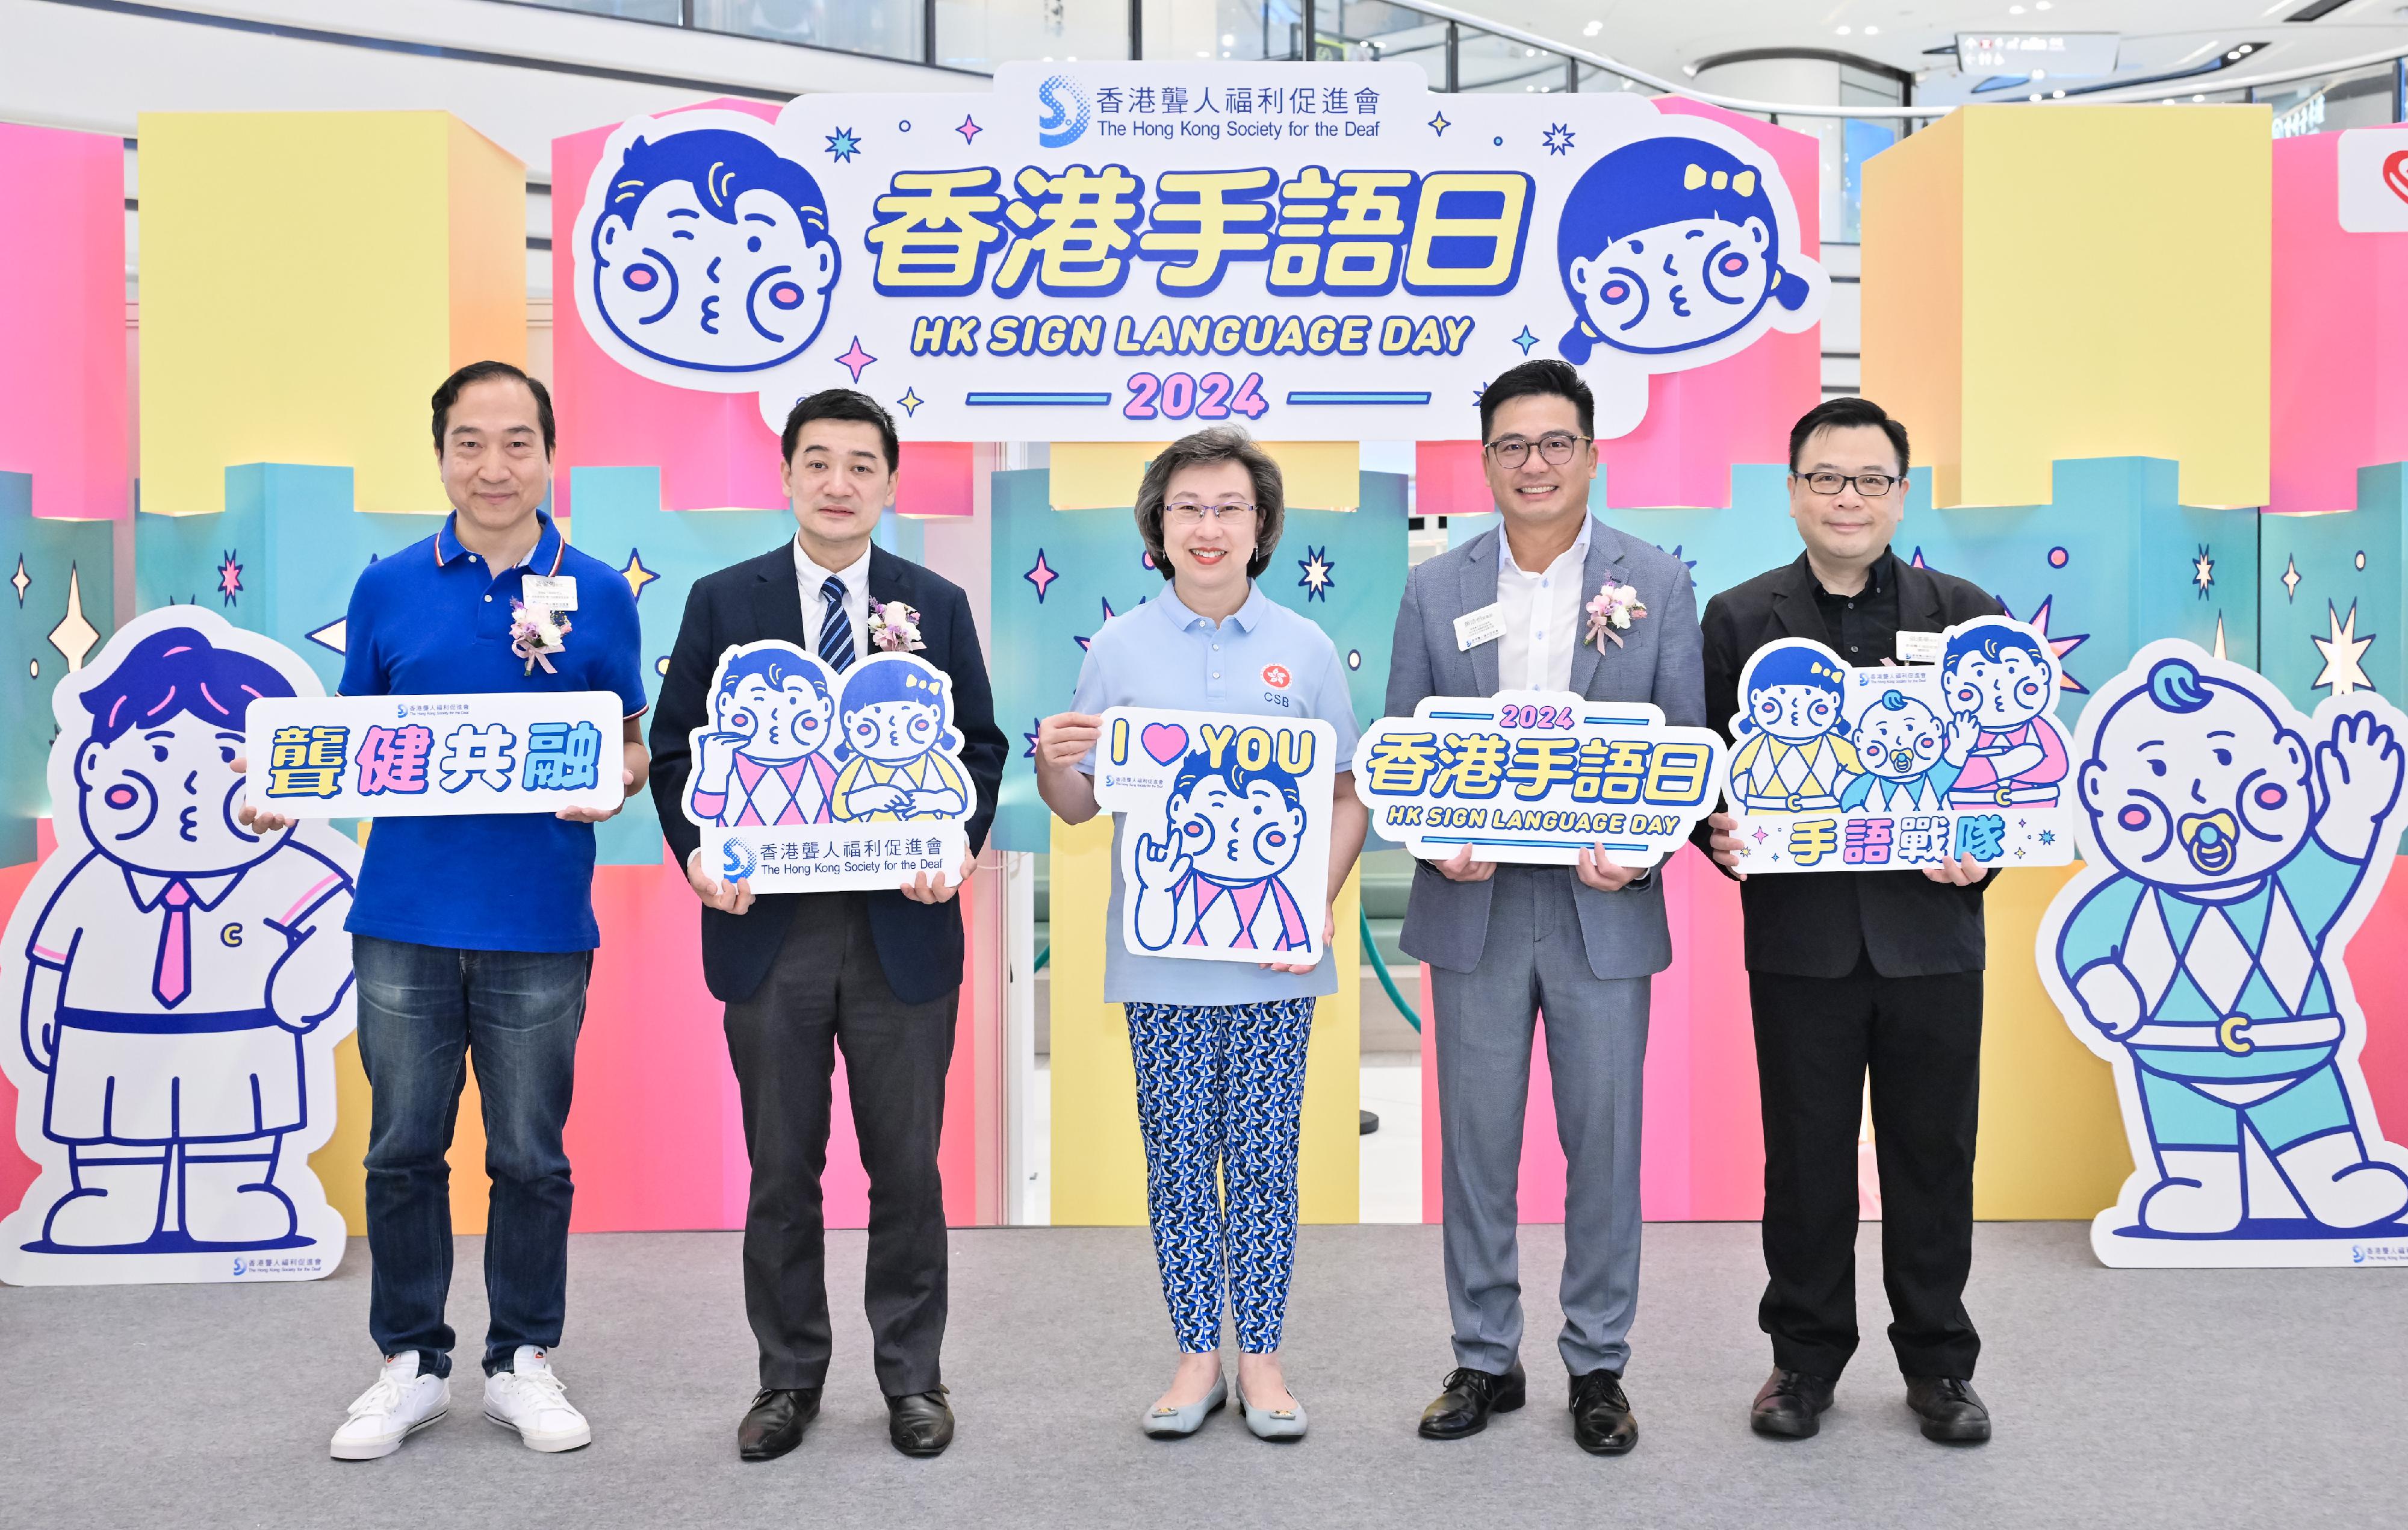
top-left (818, 574), bottom-right (856, 673)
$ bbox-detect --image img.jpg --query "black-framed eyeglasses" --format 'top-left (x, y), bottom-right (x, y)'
top-left (1796, 471), bottom-right (1900, 499)
top-left (1484, 432), bottom-right (1591, 468)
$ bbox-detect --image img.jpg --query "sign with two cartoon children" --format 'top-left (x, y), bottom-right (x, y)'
top-left (570, 61), bottom-right (1823, 443)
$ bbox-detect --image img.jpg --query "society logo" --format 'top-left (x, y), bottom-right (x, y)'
top-left (1036, 74), bottom-right (1090, 149)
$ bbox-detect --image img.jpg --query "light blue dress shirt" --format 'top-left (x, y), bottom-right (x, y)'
top-left (1072, 582), bottom-right (1363, 1006)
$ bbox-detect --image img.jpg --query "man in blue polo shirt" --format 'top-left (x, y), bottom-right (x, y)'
top-left (256, 361), bottom-right (648, 1460)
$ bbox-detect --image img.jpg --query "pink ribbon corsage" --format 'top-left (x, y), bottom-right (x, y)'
top-left (867, 599), bottom-right (926, 653)
top-left (1584, 579), bottom-right (1648, 653)
top-left (509, 599), bottom-right (572, 674)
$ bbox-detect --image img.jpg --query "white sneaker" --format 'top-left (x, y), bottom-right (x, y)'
top-left (483, 1346), bottom-right (592, 1452)
top-left (330, 1353), bottom-right (450, 1460)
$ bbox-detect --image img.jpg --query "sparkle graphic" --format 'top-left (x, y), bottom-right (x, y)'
top-left (2000, 594), bottom-right (2090, 694)
top-left (304, 617), bottom-right (348, 655)
top-left (2039, 830), bottom-right (2057, 845)
top-left (48, 563), bottom-right (98, 672)
top-left (1023, 549), bottom-right (1060, 602)
top-left (895, 387), bottom-right (925, 417)
top-left (834, 337), bottom-right (878, 382)
top-left (1428, 112), bottom-right (1451, 136)
top-left (216, 549), bottom-right (244, 606)
top-left (1511, 326), bottom-right (1540, 354)
top-left (1297, 544), bottom-right (1337, 602)
top-left (1752, 826), bottom-right (1770, 844)
top-left (9, 556), bottom-right (27, 606)
top-left (2310, 600), bottom-right (2377, 697)
top-left (1023, 718), bottom-right (1043, 760)
top-left (1656, 543), bottom-right (1699, 573)
top-left (2191, 543), bottom-right (2214, 600)
top-left (1075, 596), bottom-right (1118, 651)
top-left (1542, 122), bottom-right (1576, 155)
top-left (1909, 546), bottom-right (1927, 569)
top-left (2212, 612), bottom-right (2229, 661)
top-left (2282, 554), bottom-right (2302, 602)
top-left (955, 114), bottom-right (983, 145)
top-left (824, 126), bottom-right (861, 162)
top-left (1472, 382), bottom-right (1488, 404)
top-left (619, 547), bottom-right (659, 603)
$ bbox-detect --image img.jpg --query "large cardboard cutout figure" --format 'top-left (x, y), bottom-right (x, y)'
top-left (1, 609), bottom-right (359, 1284)
top-left (2040, 641), bottom-right (2408, 1266)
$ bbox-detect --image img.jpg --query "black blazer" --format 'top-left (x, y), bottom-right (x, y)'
top-left (1693, 553), bottom-right (2005, 979)
top-left (649, 543), bottom-right (1007, 1006)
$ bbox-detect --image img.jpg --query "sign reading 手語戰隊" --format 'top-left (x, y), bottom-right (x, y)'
top-left (569, 63), bottom-right (1824, 443)
top-left (244, 693), bottom-right (626, 819)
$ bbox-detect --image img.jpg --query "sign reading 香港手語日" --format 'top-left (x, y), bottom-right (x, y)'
top-left (569, 62), bottom-right (1825, 444)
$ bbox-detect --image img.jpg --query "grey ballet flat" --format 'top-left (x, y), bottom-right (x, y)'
top-left (1235, 1379), bottom-right (1308, 1441)
top-left (1141, 1373), bottom-right (1226, 1438)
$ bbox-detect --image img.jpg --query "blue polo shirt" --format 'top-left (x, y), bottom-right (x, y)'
top-left (340, 509), bottom-right (648, 953)
top-left (1072, 583), bottom-right (1362, 1006)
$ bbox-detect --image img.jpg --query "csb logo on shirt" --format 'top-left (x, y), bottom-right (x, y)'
top-left (1262, 664), bottom-right (1292, 690)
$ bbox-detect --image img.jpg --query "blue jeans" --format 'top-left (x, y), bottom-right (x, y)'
top-left (353, 935), bottom-right (591, 1379)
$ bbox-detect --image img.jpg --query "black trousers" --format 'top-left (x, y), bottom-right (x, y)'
top-left (723, 892), bottom-right (957, 1395)
top-left (1750, 954), bottom-right (1982, 1382)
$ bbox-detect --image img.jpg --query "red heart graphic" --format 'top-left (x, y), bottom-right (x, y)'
top-left (2384, 149), bottom-right (2408, 207)
top-left (1140, 721), bottom-right (1189, 765)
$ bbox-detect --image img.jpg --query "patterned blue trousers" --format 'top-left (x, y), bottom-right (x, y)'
top-left (1124, 997), bottom-right (1316, 1354)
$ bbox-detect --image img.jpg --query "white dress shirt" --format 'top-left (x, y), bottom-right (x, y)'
top-left (1494, 515), bottom-right (1593, 692)
top-left (793, 536), bottom-right (871, 656)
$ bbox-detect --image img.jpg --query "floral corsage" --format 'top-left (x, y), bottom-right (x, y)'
top-left (509, 599), bottom-right (572, 674)
top-left (1584, 579), bottom-right (1648, 652)
top-left (867, 599), bottom-right (926, 653)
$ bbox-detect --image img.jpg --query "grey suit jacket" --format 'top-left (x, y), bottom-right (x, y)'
top-left (1385, 518), bottom-right (1706, 980)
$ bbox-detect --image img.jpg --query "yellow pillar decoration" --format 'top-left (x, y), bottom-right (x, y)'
top-left (1256, 443), bottom-right (1361, 511)
top-left (1049, 443), bottom-right (1166, 511)
top-left (1862, 105), bottom-right (2270, 510)
top-left (137, 112), bottom-right (526, 517)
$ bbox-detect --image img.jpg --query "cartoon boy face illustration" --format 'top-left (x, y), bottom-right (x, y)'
top-left (1946, 633), bottom-right (2055, 732)
top-left (1132, 751), bottom-right (1313, 954)
top-left (1557, 137), bottom-right (1814, 364)
top-left (589, 126), bottom-right (841, 375)
top-left (690, 648), bottom-right (839, 829)
top-left (2080, 666), bottom-right (2312, 891)
top-left (831, 658), bottom-right (971, 823)
top-left (1840, 688), bottom-right (1973, 813)
top-left (76, 697), bottom-right (289, 875)
top-left (1943, 623), bottom-right (2070, 808)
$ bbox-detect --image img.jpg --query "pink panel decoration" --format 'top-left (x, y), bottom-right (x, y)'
top-left (0, 123), bottom-right (128, 520)
top-left (2270, 128), bottom-right (2408, 515)
top-left (899, 441), bottom-right (975, 518)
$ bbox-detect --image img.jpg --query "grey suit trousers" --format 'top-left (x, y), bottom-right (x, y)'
top-left (1432, 865), bottom-right (1651, 1378)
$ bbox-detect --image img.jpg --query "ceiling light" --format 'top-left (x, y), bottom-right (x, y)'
top-left (1221, 31), bottom-right (1233, 44)
top-left (2036, 0), bottom-right (2052, 8)
top-left (1583, 19), bottom-right (1603, 36)
top-left (1837, 25), bottom-right (1852, 34)
top-left (2194, 93), bottom-right (2207, 101)
top-left (2052, 87), bottom-right (2065, 98)
top-left (1865, 23), bottom-right (1880, 34)
top-left (2029, 92), bottom-right (2043, 101)
top-left (2008, 4), bottom-right (2024, 12)
top-left (2033, 67), bottom-right (2047, 78)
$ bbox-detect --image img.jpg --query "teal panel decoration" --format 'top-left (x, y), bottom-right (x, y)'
top-left (2259, 464), bottom-right (2399, 717)
top-left (0, 471), bottom-right (116, 866)
top-left (566, 466), bottom-right (796, 866)
top-left (872, 512), bottom-right (926, 563)
top-left (1265, 473), bottom-right (1409, 736)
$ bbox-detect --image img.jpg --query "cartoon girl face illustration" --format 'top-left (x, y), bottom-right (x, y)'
top-left (2079, 661), bottom-right (2313, 890)
top-left (588, 126), bottom-right (841, 375)
top-left (848, 695), bottom-right (944, 763)
top-left (1166, 766), bottom-right (1309, 884)
top-left (1749, 672), bottom-right (1845, 743)
top-left (1557, 136), bottom-right (1814, 364)
top-left (1856, 691), bottom-right (1949, 782)
top-left (830, 658), bottom-right (969, 823)
top-left (1946, 629), bottom-right (2056, 730)
top-left (76, 665), bottom-right (290, 877)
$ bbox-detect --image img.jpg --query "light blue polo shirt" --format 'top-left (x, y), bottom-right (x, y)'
top-left (1072, 583), bottom-right (1362, 1006)
top-left (339, 509), bottom-right (648, 954)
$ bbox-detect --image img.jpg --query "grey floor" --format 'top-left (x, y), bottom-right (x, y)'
top-left (4, 1222), bottom-right (2402, 1529)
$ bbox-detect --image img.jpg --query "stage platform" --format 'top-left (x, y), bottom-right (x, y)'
top-left (4, 1222), bottom-right (2401, 1529)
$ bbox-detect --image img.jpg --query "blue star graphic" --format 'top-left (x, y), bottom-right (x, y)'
top-left (1542, 123), bottom-right (1575, 156)
top-left (1023, 718), bottom-right (1041, 760)
top-left (1512, 327), bottom-right (1540, 355)
top-left (1297, 545), bottom-right (1338, 603)
top-left (1656, 543), bottom-right (1699, 573)
top-left (2039, 830), bottom-right (2057, 845)
top-left (1075, 596), bottom-right (1118, 651)
top-left (1023, 549), bottom-right (1060, 602)
top-left (825, 126), bottom-right (861, 163)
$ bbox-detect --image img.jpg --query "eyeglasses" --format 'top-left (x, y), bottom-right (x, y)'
top-left (1164, 501), bottom-right (1259, 526)
top-left (1796, 471), bottom-right (1900, 498)
top-left (1483, 432), bottom-right (1591, 468)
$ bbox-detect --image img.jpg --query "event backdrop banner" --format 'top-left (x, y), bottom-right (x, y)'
top-left (1091, 706), bottom-right (1336, 964)
top-left (683, 644), bottom-right (972, 892)
top-left (1, 608), bottom-right (360, 1286)
top-left (243, 692), bottom-right (626, 819)
top-left (1353, 691), bottom-right (1723, 868)
top-left (1724, 616), bottom-right (2078, 874)
top-left (2039, 641), bottom-right (2408, 1267)
top-left (568, 63), bottom-right (1825, 442)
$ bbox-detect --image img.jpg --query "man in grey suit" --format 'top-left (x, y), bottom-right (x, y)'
top-left (1391, 359), bottom-right (1704, 1456)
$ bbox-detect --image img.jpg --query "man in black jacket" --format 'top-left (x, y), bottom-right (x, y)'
top-left (1695, 397), bottom-right (2000, 1446)
top-left (649, 390), bottom-right (1006, 1463)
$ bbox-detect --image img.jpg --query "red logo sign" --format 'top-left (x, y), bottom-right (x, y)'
top-left (1262, 664), bottom-right (1292, 689)
top-left (2385, 149), bottom-right (2408, 205)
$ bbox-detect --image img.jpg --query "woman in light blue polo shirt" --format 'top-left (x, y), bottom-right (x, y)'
top-left (1036, 428), bottom-right (1368, 1442)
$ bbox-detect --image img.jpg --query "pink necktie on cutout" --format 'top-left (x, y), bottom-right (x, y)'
top-left (153, 880), bottom-right (193, 1009)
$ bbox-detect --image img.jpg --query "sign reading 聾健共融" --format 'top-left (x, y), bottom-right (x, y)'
top-left (1351, 691), bottom-right (1724, 868)
top-left (1724, 616), bottom-right (2078, 874)
top-left (1091, 707), bottom-right (1336, 965)
top-left (682, 644), bottom-right (973, 893)
top-left (569, 63), bottom-right (1825, 443)
top-left (244, 693), bottom-right (626, 818)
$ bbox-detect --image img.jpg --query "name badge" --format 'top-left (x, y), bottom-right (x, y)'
top-left (522, 575), bottom-right (578, 613)
top-left (1894, 629), bottom-right (1944, 665)
top-left (1454, 603), bottom-right (1506, 651)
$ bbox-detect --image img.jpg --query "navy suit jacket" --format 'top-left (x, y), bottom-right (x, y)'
top-left (649, 542), bottom-right (1007, 1006)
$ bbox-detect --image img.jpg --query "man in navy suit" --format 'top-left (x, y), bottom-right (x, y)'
top-left (650, 389), bottom-right (1005, 1463)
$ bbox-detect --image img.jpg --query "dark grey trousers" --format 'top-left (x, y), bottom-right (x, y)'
top-left (723, 892), bottom-right (957, 1395)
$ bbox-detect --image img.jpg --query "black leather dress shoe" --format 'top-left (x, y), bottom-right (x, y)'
top-left (737, 1387), bottom-right (820, 1461)
top-left (1750, 1369), bottom-right (1835, 1440)
top-left (1569, 1370), bottom-right (1638, 1455)
top-left (887, 1387), bottom-right (955, 1457)
top-left (1418, 1362), bottom-right (1527, 1440)
top-left (1904, 1376), bottom-right (1991, 1444)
